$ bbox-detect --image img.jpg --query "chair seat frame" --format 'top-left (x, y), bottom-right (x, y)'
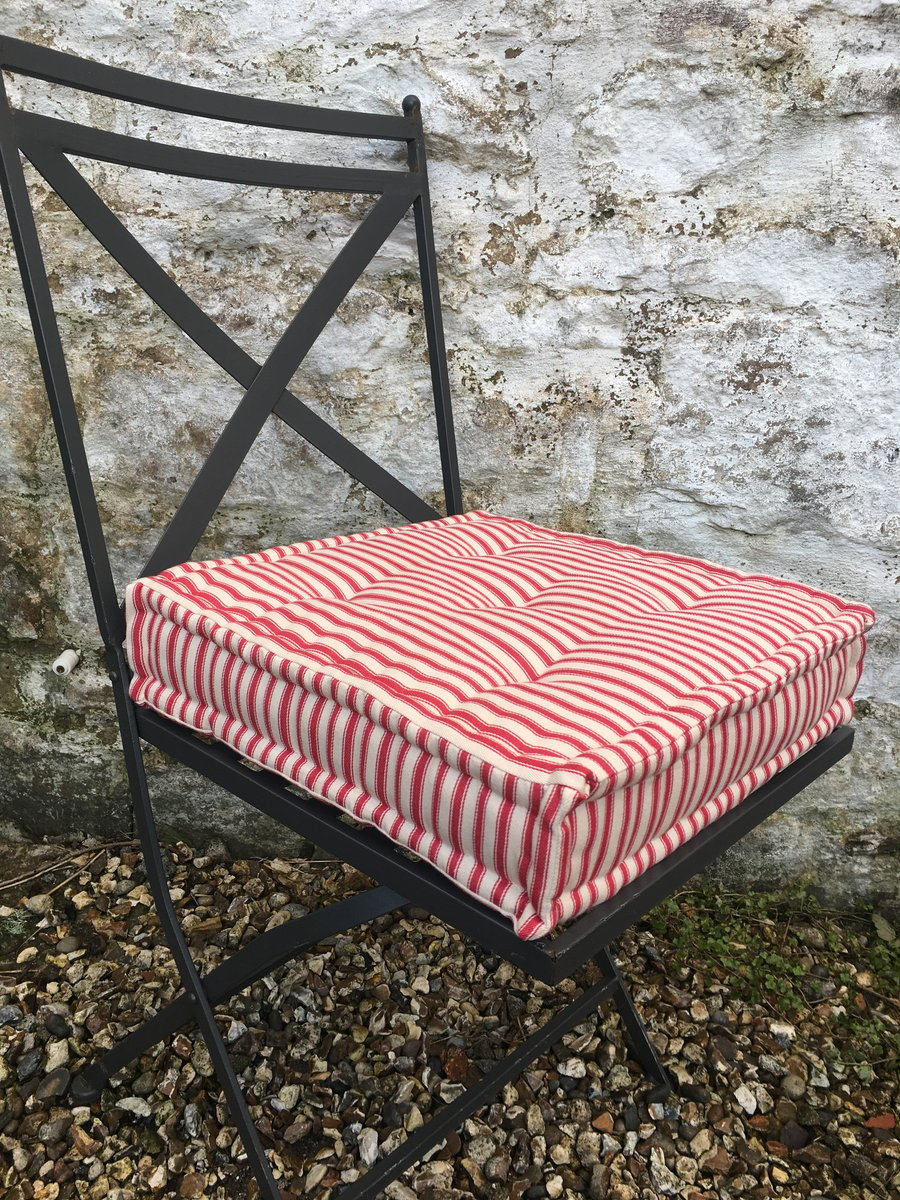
top-left (0, 36), bottom-right (854, 1199)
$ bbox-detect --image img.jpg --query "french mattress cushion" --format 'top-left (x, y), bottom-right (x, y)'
top-left (125, 511), bottom-right (874, 939)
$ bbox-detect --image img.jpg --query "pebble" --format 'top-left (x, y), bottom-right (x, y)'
top-left (649, 1146), bottom-right (683, 1194)
top-left (607, 1064), bottom-right (633, 1090)
top-left (780, 1119), bottom-right (811, 1149)
top-left (781, 1073), bottom-right (807, 1100)
top-left (43, 1012), bottom-right (72, 1039)
top-left (700, 1146), bottom-right (733, 1175)
top-left (34, 1067), bottom-right (71, 1102)
top-left (758, 1053), bottom-right (786, 1076)
top-left (132, 1070), bottom-right (157, 1097)
top-left (0, 1004), bottom-right (22, 1026)
top-left (24, 893), bottom-right (53, 915)
top-left (38, 1115), bottom-right (73, 1143)
top-left (358, 1127), bottom-right (379, 1166)
top-left (770, 1020), bottom-right (796, 1046)
top-left (601, 1133), bottom-right (623, 1156)
top-left (866, 1113), bottom-right (896, 1130)
top-left (676, 1154), bottom-right (698, 1182)
top-left (16, 1047), bottom-right (43, 1082)
top-left (117, 1097), bottom-right (152, 1119)
top-left (147, 1164), bottom-right (167, 1190)
top-left (484, 1152), bottom-right (510, 1182)
top-left (182, 1102), bottom-right (201, 1138)
top-left (527, 1104), bottom-right (545, 1135)
top-left (734, 1084), bottom-right (757, 1114)
top-left (467, 1133), bottom-right (497, 1164)
top-left (44, 1039), bottom-right (69, 1071)
top-left (690, 1128), bottom-right (714, 1156)
top-left (283, 1116), bottom-right (313, 1143)
top-left (305, 1163), bottom-right (328, 1189)
top-left (277, 1083), bottom-right (300, 1108)
top-left (797, 925), bottom-right (827, 949)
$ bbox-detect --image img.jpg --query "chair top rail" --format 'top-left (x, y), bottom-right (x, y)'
top-left (15, 110), bottom-right (416, 195)
top-left (0, 35), bottom-right (414, 141)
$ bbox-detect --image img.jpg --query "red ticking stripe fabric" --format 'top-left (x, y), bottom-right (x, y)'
top-left (125, 511), bottom-right (874, 939)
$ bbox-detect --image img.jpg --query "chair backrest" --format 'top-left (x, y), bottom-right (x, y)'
top-left (0, 36), bottom-right (462, 652)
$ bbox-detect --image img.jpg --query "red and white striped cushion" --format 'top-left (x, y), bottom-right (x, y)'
top-left (125, 511), bottom-right (874, 939)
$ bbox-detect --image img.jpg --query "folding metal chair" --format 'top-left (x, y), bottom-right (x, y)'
top-left (0, 36), bottom-right (864, 1200)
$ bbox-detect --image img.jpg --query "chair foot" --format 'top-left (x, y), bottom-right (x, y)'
top-left (594, 946), bottom-right (672, 1094)
top-left (644, 1069), bottom-right (675, 1104)
top-left (71, 1063), bottom-right (109, 1104)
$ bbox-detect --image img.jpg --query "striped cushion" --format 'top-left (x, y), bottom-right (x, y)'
top-left (125, 511), bottom-right (874, 939)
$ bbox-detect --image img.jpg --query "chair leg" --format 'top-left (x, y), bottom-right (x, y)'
top-left (336, 970), bottom-right (621, 1200)
top-left (89, 663), bottom-right (300, 1199)
top-left (335, 947), bottom-right (671, 1198)
top-left (596, 945), bottom-right (672, 1097)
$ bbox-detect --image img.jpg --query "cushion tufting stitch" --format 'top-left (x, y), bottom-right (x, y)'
top-left (126, 511), bottom-right (874, 939)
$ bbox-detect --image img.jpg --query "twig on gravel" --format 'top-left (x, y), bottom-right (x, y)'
top-left (0, 838), bottom-right (139, 894)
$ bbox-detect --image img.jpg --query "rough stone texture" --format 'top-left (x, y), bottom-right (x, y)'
top-left (0, 2), bottom-right (897, 905)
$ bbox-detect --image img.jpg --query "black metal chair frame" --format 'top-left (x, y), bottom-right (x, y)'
top-left (0, 36), bottom-right (854, 1199)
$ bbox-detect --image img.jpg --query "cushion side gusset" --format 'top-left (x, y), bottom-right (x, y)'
top-left (517, 693), bottom-right (856, 940)
top-left (126, 662), bottom-right (577, 938)
top-left (549, 618), bottom-right (872, 801)
top-left (526, 635), bottom-right (868, 935)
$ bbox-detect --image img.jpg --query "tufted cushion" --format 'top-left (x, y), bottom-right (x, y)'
top-left (126, 511), bottom-right (874, 939)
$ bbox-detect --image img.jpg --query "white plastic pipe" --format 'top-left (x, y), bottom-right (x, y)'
top-left (51, 648), bottom-right (81, 676)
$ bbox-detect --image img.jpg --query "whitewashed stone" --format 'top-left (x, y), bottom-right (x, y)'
top-left (0, 1), bottom-right (895, 905)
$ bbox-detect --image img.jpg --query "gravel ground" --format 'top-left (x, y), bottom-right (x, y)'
top-left (0, 839), bottom-right (897, 1199)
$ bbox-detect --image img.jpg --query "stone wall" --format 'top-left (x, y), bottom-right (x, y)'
top-left (1, 1), bottom-right (897, 907)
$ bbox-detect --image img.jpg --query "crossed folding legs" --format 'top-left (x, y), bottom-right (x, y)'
top-left (0, 36), bottom-right (854, 1200)
top-left (70, 878), bottom-right (670, 1200)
